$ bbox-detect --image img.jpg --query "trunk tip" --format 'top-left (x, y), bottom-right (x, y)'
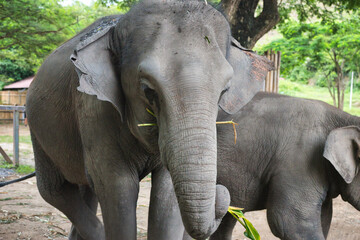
top-left (215, 184), bottom-right (230, 219)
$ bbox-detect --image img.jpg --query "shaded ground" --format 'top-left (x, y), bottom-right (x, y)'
top-left (1, 124), bottom-right (360, 239)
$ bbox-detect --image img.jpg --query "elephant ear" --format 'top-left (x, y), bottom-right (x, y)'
top-left (323, 126), bottom-right (360, 184)
top-left (70, 16), bottom-right (124, 121)
top-left (219, 38), bottom-right (274, 114)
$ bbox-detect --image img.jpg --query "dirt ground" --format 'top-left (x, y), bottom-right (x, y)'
top-left (1, 124), bottom-right (360, 239)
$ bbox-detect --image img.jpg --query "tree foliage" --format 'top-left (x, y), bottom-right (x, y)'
top-left (279, 0), bottom-right (360, 22)
top-left (2, 0), bottom-right (359, 93)
top-left (0, 0), bottom-right (119, 89)
top-left (257, 11), bottom-right (360, 109)
top-left (0, 0), bottom-right (79, 61)
top-left (96, 0), bottom-right (136, 10)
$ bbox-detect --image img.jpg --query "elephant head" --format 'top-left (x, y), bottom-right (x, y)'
top-left (323, 126), bottom-right (360, 210)
top-left (70, 1), bottom-right (272, 238)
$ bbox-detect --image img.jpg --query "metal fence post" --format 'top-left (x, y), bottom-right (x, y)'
top-left (0, 105), bottom-right (25, 166)
top-left (13, 109), bottom-right (20, 166)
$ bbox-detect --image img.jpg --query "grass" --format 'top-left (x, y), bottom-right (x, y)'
top-left (15, 165), bottom-right (35, 174)
top-left (279, 80), bottom-right (360, 116)
top-left (0, 161), bottom-right (35, 174)
top-left (0, 135), bottom-right (12, 143)
top-left (0, 135), bottom-right (32, 144)
top-left (0, 134), bottom-right (33, 168)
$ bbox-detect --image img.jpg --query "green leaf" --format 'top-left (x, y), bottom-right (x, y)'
top-left (228, 206), bottom-right (260, 240)
top-left (204, 36), bottom-right (211, 44)
top-left (243, 217), bottom-right (261, 240)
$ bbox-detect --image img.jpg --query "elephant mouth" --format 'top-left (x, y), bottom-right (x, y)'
top-left (135, 108), bottom-right (159, 153)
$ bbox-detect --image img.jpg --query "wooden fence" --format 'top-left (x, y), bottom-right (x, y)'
top-left (0, 90), bottom-right (27, 105)
top-left (264, 50), bottom-right (281, 93)
top-left (0, 90), bottom-right (27, 121)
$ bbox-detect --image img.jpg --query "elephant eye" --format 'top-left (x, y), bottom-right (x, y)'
top-left (140, 81), bottom-right (158, 106)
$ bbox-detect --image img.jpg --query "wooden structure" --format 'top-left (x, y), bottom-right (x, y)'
top-left (0, 146), bottom-right (12, 164)
top-left (0, 91), bottom-right (27, 121)
top-left (0, 76), bottom-right (33, 121)
top-left (0, 105), bottom-right (26, 166)
top-left (264, 50), bottom-right (281, 93)
top-left (0, 90), bottom-right (27, 105)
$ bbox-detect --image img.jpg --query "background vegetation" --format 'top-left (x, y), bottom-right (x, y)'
top-left (256, 10), bottom-right (360, 111)
top-left (0, 0), bottom-right (119, 89)
top-left (0, 0), bottom-right (359, 114)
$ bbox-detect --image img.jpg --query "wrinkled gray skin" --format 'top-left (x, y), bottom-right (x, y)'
top-left (26, 0), bottom-right (271, 239)
top-left (180, 92), bottom-right (360, 240)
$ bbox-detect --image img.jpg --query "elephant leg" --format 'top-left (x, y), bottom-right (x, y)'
top-left (266, 176), bottom-right (326, 240)
top-left (75, 96), bottom-right (143, 239)
top-left (69, 185), bottom-right (99, 240)
top-left (147, 166), bottom-right (184, 240)
top-left (88, 160), bottom-right (139, 240)
top-left (321, 196), bottom-right (333, 238)
top-left (209, 212), bottom-right (237, 240)
top-left (32, 136), bottom-right (104, 240)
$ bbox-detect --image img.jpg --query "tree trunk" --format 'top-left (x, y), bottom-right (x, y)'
top-left (336, 80), bottom-right (341, 109)
top-left (333, 50), bottom-right (345, 110)
top-left (340, 87), bottom-right (345, 110)
top-left (327, 85), bottom-right (336, 107)
top-left (221, 0), bottom-right (280, 49)
top-left (325, 71), bottom-right (337, 107)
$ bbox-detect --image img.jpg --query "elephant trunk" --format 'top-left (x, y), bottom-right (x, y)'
top-left (159, 109), bottom-right (230, 239)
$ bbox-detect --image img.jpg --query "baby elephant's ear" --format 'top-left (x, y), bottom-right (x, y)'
top-left (219, 38), bottom-right (274, 114)
top-left (323, 126), bottom-right (360, 184)
top-left (70, 17), bottom-right (124, 121)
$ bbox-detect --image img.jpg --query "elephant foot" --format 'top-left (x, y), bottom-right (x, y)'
top-left (69, 225), bottom-right (85, 240)
top-left (68, 224), bottom-right (105, 240)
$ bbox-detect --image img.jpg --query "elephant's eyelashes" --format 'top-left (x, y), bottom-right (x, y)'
top-left (141, 82), bottom-right (158, 106)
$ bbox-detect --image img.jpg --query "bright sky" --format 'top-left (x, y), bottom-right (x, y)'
top-left (61, 0), bottom-right (95, 6)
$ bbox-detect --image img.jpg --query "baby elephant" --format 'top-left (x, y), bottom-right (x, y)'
top-left (209, 92), bottom-right (360, 240)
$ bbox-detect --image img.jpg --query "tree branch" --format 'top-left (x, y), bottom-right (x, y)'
top-left (222, 0), bottom-right (280, 48)
top-left (222, 0), bottom-right (242, 24)
top-left (251, 0), bottom-right (280, 48)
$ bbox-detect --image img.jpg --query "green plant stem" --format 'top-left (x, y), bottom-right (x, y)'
top-left (228, 209), bottom-right (246, 228)
top-left (137, 118), bottom-right (239, 143)
top-left (146, 108), bottom-right (156, 117)
top-left (137, 123), bottom-right (157, 127)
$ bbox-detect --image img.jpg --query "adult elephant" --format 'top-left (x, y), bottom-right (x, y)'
top-left (179, 92), bottom-right (360, 240)
top-left (26, 1), bottom-right (272, 240)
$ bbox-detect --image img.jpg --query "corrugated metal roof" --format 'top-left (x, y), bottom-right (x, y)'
top-left (3, 76), bottom-right (34, 89)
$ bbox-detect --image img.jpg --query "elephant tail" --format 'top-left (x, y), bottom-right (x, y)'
top-left (0, 171), bottom-right (36, 187)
